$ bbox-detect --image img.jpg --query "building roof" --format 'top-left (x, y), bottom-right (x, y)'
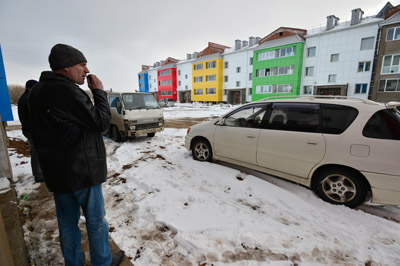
top-left (381, 10), bottom-right (400, 26)
top-left (197, 42), bottom-right (230, 58)
top-left (258, 27), bottom-right (307, 44)
top-left (306, 16), bottom-right (383, 37)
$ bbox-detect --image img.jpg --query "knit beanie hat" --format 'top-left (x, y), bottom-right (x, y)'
top-left (25, 79), bottom-right (38, 89)
top-left (48, 44), bottom-right (87, 70)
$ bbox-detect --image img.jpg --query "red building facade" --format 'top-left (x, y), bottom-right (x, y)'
top-left (157, 58), bottom-right (178, 101)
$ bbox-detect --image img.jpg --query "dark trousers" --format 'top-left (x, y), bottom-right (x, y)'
top-left (27, 136), bottom-right (43, 180)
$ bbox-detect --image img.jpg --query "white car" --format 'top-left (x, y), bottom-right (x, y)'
top-left (185, 96), bottom-right (400, 208)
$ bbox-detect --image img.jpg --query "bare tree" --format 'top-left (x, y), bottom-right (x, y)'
top-left (8, 84), bottom-right (25, 104)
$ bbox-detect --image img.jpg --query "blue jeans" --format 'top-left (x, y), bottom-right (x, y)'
top-left (54, 184), bottom-right (111, 266)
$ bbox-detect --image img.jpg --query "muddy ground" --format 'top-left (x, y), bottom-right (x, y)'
top-left (6, 117), bottom-right (210, 265)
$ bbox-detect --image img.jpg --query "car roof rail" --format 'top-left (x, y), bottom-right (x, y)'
top-left (258, 95), bottom-right (379, 105)
top-left (386, 101), bottom-right (400, 109)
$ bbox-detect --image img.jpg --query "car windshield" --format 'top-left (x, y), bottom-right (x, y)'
top-left (122, 93), bottom-right (160, 110)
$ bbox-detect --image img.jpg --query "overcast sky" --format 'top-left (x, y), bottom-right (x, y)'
top-left (1, 0), bottom-right (398, 92)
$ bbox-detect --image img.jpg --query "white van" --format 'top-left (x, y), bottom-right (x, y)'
top-left (108, 92), bottom-right (164, 141)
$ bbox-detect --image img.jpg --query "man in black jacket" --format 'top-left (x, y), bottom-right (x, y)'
top-left (29, 44), bottom-right (123, 266)
top-left (18, 79), bottom-right (44, 182)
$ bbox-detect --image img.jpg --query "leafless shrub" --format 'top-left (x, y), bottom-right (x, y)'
top-left (8, 84), bottom-right (25, 104)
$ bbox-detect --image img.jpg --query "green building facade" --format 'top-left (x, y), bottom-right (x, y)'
top-left (252, 41), bottom-right (304, 101)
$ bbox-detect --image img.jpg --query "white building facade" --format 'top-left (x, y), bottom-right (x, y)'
top-left (222, 37), bottom-right (258, 104)
top-left (176, 53), bottom-right (197, 103)
top-left (301, 9), bottom-right (383, 98)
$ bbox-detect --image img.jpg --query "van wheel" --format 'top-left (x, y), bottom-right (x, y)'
top-left (147, 133), bottom-right (155, 137)
top-left (192, 139), bottom-right (212, 162)
top-left (111, 126), bottom-right (122, 142)
top-left (313, 168), bottom-right (367, 208)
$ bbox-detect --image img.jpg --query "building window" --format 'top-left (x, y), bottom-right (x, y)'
top-left (382, 54), bottom-right (400, 74)
top-left (149, 75), bottom-right (151, 79)
top-left (194, 89), bottom-right (203, 95)
top-left (358, 61), bottom-right (371, 72)
top-left (328, 74), bottom-right (337, 83)
top-left (360, 37), bottom-right (374, 50)
top-left (206, 88), bottom-right (216, 94)
top-left (159, 80), bottom-right (172, 86)
top-left (206, 75), bottom-right (216, 82)
top-left (194, 76), bottom-right (203, 83)
top-left (249, 73), bottom-right (252, 81)
top-left (224, 76), bottom-right (228, 82)
top-left (194, 64), bottom-right (203, 70)
top-left (257, 46), bottom-right (297, 61)
top-left (139, 83), bottom-right (144, 88)
top-left (185, 85), bottom-right (188, 90)
top-left (154, 79), bottom-right (156, 82)
top-left (255, 84), bottom-right (293, 94)
top-left (224, 62), bottom-right (229, 68)
top-left (303, 86), bottom-right (313, 95)
top-left (249, 57), bottom-right (253, 65)
top-left (248, 88), bottom-right (252, 95)
top-left (378, 79), bottom-right (400, 92)
top-left (386, 26), bottom-right (400, 41)
top-left (149, 84), bottom-right (152, 88)
top-left (256, 65), bottom-right (294, 77)
top-left (236, 67), bottom-right (241, 73)
top-left (178, 70), bottom-right (181, 75)
top-left (160, 90), bottom-right (172, 96)
top-left (159, 69), bottom-right (171, 76)
top-left (178, 81), bottom-right (181, 86)
top-left (236, 81), bottom-right (240, 87)
top-left (331, 54), bottom-right (339, 62)
top-left (305, 67), bottom-right (314, 76)
top-left (355, 83), bottom-right (368, 94)
top-left (307, 47), bottom-right (316, 57)
top-left (185, 74), bottom-right (188, 79)
top-left (206, 61), bottom-right (216, 69)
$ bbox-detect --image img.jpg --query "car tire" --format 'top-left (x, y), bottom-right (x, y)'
top-left (192, 139), bottom-right (212, 162)
top-left (313, 168), bottom-right (368, 208)
top-left (147, 133), bottom-right (155, 137)
top-left (112, 125), bottom-right (122, 142)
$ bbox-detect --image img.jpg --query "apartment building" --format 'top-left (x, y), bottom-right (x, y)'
top-left (370, 4), bottom-right (400, 102)
top-left (157, 57), bottom-right (178, 101)
top-left (192, 42), bottom-right (229, 102)
top-left (252, 27), bottom-right (306, 101)
top-left (222, 37), bottom-right (259, 104)
top-left (301, 9), bottom-right (383, 98)
top-left (138, 65), bottom-right (150, 93)
top-left (177, 52), bottom-right (198, 103)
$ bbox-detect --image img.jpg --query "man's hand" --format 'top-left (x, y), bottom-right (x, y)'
top-left (87, 74), bottom-right (104, 91)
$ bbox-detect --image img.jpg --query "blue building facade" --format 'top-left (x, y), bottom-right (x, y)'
top-left (138, 72), bottom-right (149, 93)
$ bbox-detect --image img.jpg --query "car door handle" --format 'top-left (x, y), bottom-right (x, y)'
top-left (247, 135), bottom-right (256, 139)
top-left (307, 141), bottom-right (318, 145)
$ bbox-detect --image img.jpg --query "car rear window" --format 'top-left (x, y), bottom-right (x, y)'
top-left (321, 104), bottom-right (358, 134)
top-left (363, 109), bottom-right (400, 140)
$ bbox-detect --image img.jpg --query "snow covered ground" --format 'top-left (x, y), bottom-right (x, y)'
top-left (5, 103), bottom-right (400, 265)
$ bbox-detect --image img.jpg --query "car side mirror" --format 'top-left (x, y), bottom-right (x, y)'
top-left (217, 118), bottom-right (225, 126)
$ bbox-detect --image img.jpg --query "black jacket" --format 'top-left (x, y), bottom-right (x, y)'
top-left (18, 89), bottom-right (31, 138)
top-left (28, 71), bottom-right (111, 193)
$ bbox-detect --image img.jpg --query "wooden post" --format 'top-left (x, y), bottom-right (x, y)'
top-left (0, 209), bottom-right (14, 266)
top-left (0, 113), bottom-right (13, 180)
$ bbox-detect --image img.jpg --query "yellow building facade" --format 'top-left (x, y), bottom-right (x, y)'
top-left (192, 58), bottom-right (223, 102)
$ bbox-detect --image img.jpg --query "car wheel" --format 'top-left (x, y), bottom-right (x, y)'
top-left (112, 126), bottom-right (122, 142)
top-left (313, 168), bottom-right (367, 208)
top-left (147, 133), bottom-right (155, 137)
top-left (192, 139), bottom-right (212, 162)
